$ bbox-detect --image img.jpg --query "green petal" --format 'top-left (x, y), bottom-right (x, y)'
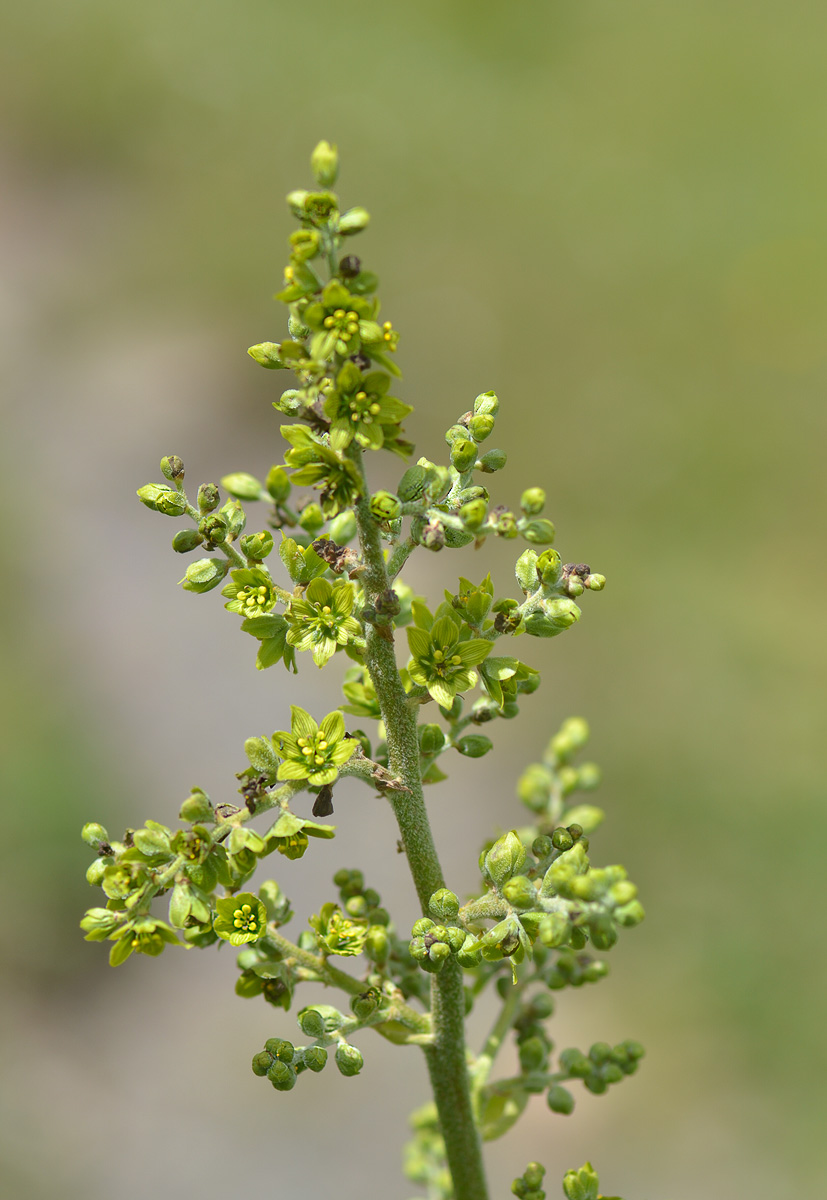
top-left (363, 371), bottom-right (389, 395)
top-left (428, 679), bottom-right (456, 709)
top-left (355, 422), bottom-right (383, 450)
top-left (330, 739), bottom-right (358, 765)
top-left (407, 660), bottom-right (428, 686)
top-left (277, 760), bottom-right (310, 781)
top-left (306, 577), bottom-right (333, 606)
top-left (312, 639), bottom-right (337, 667)
top-left (331, 584), bottom-right (355, 617)
top-left (431, 617), bottom-right (460, 651)
top-left (273, 732), bottom-right (299, 758)
top-left (375, 396), bottom-right (412, 422)
top-left (307, 766), bottom-right (337, 787)
top-left (290, 706), bottom-right (318, 740)
top-left (454, 638), bottom-right (493, 667)
top-left (328, 421), bottom-right (353, 452)
top-left (407, 626), bottom-right (432, 661)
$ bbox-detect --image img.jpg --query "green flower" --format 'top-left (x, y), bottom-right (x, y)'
top-left (322, 362), bottom-right (413, 452)
top-left (262, 811), bottom-right (336, 860)
top-left (273, 706), bottom-right (357, 786)
top-left (108, 917), bottom-right (181, 966)
top-left (309, 901), bottom-right (368, 956)
top-left (302, 280), bottom-right (380, 361)
top-left (286, 578), bottom-right (362, 667)
top-left (222, 568), bottom-right (278, 618)
top-left (281, 425), bottom-right (362, 517)
top-left (406, 617), bottom-right (492, 708)
top-left (214, 892), bottom-right (268, 946)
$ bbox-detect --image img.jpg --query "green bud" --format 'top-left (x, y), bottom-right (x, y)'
top-left (589, 916), bottom-right (618, 951)
top-left (428, 941), bottom-right (452, 968)
top-left (240, 531), bottom-right (274, 560)
top-left (518, 1036), bottom-right (547, 1072)
top-left (198, 514), bottom-right (227, 545)
top-left (522, 518), bottom-right (556, 545)
top-left (298, 502), bottom-right (325, 535)
top-left (445, 423), bottom-right (468, 446)
top-left (520, 487), bottom-right (545, 515)
top-left (397, 464), bottom-right (427, 501)
top-left (546, 1084), bottom-right (575, 1114)
top-left (454, 734), bottom-right (493, 758)
top-left (419, 724), bottom-right (445, 754)
top-left (450, 438), bottom-right (478, 472)
top-left (478, 448), bottom-right (507, 473)
top-left (303, 1046), bottom-right (328, 1072)
top-left (274, 389), bottom-right (304, 415)
top-left (286, 189), bottom-right (310, 218)
top-left (422, 465), bottom-right (452, 502)
top-left (179, 788), bottom-right (213, 823)
top-left (251, 1051), bottom-right (272, 1076)
top-left (364, 925), bottom-right (389, 964)
top-left (351, 991), bottom-right (380, 1021)
top-left (335, 1042), bottom-right (364, 1076)
top-left (220, 472), bottom-right (263, 501)
top-left (562, 1163), bottom-right (599, 1200)
top-left (137, 484), bottom-right (188, 516)
top-left (483, 831), bottom-right (527, 887)
top-left (172, 529), bottom-right (204, 554)
top-left (429, 889), bottom-right (460, 922)
top-left (615, 899), bottom-right (645, 927)
top-left (515, 548), bottom-right (539, 592)
top-left (82, 822), bottom-right (109, 849)
top-left (536, 547), bottom-right (562, 586)
top-left (585, 573), bottom-right (606, 591)
top-left (539, 913), bottom-right (571, 948)
top-left (180, 557), bottom-right (229, 594)
top-left (327, 509), bottom-right (357, 543)
top-left (370, 491), bottom-right (402, 521)
top-left (459, 498), bottom-right (487, 531)
top-left (247, 342), bottom-right (285, 369)
top-left (474, 391), bottom-right (499, 417)
top-left (480, 917), bottom-right (522, 956)
top-left (267, 1060), bottom-right (296, 1091)
top-left (265, 466), bottom-right (291, 503)
top-left (467, 413), bottom-right (495, 442)
top-left (339, 207), bottom-right (370, 235)
top-left (502, 874), bottom-right (537, 908)
top-left (298, 1005), bottom-right (344, 1038)
top-left (160, 455), bottom-right (185, 482)
top-left (197, 483), bottom-right (220, 514)
top-left (411, 917), bottom-right (435, 937)
top-left (549, 717), bottom-right (590, 762)
top-left (310, 140), bottom-right (339, 187)
top-left (85, 858), bottom-right (108, 886)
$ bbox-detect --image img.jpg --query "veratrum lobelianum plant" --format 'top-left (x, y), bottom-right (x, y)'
top-left (80, 142), bottom-right (647, 1200)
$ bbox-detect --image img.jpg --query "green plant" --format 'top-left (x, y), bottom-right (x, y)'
top-left (80, 143), bottom-right (646, 1200)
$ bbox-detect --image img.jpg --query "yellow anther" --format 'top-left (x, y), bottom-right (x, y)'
top-left (314, 755), bottom-right (325, 764)
top-left (322, 605), bottom-right (332, 614)
top-left (318, 740), bottom-right (328, 749)
top-left (324, 316), bottom-right (335, 328)
top-left (356, 391), bottom-right (367, 401)
top-left (383, 321), bottom-right (392, 330)
top-left (369, 403), bottom-right (381, 415)
top-left (451, 654), bottom-right (462, 665)
top-left (334, 308), bottom-right (346, 319)
top-left (302, 746), bottom-right (313, 756)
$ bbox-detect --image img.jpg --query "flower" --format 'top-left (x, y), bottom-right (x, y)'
top-left (406, 616), bottom-right (492, 708)
top-left (322, 362), bottom-right (413, 453)
top-left (281, 425), bottom-right (362, 517)
top-left (309, 901), bottom-right (368, 956)
top-left (214, 892), bottom-right (268, 946)
top-left (222, 568), bottom-right (278, 618)
top-left (286, 578), bottom-right (362, 667)
top-left (302, 280), bottom-right (381, 362)
top-left (273, 706), bottom-right (357, 787)
top-left (108, 917), bottom-right (181, 966)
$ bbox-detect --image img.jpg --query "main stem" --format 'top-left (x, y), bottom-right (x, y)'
top-left (350, 451), bottom-right (490, 1200)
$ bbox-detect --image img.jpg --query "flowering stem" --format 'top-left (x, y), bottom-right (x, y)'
top-left (349, 447), bottom-right (491, 1200)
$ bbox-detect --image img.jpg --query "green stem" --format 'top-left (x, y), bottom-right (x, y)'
top-left (349, 447), bottom-right (490, 1200)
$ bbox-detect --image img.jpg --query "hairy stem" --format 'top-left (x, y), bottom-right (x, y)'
top-left (350, 448), bottom-right (490, 1200)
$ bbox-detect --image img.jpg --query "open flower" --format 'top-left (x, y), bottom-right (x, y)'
top-left (214, 892), bottom-right (268, 946)
top-left (309, 901), bottom-right (368, 956)
top-left (286, 578), bottom-right (361, 667)
top-left (281, 425), bottom-right (362, 517)
top-left (222, 568), bottom-right (278, 618)
top-left (406, 617), bottom-right (492, 708)
top-left (322, 362), bottom-right (413, 452)
top-left (273, 706), bottom-right (357, 787)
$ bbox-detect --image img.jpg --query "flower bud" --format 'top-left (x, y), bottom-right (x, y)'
top-left (351, 991), bottom-right (380, 1021)
top-left (419, 724), bottom-right (445, 754)
top-left (172, 529), bottom-right (203, 553)
top-left (286, 189), bottom-right (310, 218)
top-left (478, 448), bottom-right (507, 473)
top-left (251, 1051), bottom-right (272, 1076)
top-left (247, 342), bottom-right (285, 369)
top-left (298, 502), bottom-right (325, 535)
top-left (417, 517), bottom-right (445, 551)
top-left (198, 514), bottom-right (227, 545)
top-left (302, 1046), bottom-right (328, 1072)
top-left (197, 483), bottom-right (220, 514)
top-left (82, 822), bottom-right (109, 849)
top-left (220, 472), bottom-right (263, 501)
top-left (427, 941), bottom-right (452, 969)
top-left (454, 734), bottom-right (493, 758)
top-left (562, 1163), bottom-right (599, 1200)
top-left (502, 875), bottom-right (537, 908)
top-left (539, 913), bottom-right (571, 948)
top-left (614, 899), bottom-right (645, 927)
top-left (274, 389), bottom-right (304, 415)
top-left (585, 573), bottom-right (605, 591)
top-left (240, 531), bottom-right (274, 560)
top-left (364, 925), bottom-right (389, 964)
top-left (422, 465), bottom-right (452, 502)
top-left (179, 788), bottom-right (213, 822)
top-left (536, 547), bottom-right (562, 586)
top-left (483, 831), bottom-right (527, 887)
top-left (370, 491), bottom-right (402, 521)
top-left (265, 465), bottom-right (291, 503)
top-left (525, 598), bottom-right (580, 637)
top-left (522, 519), bottom-right (556, 545)
top-left (327, 509), bottom-right (357, 543)
top-left (450, 438), bottom-right (478, 472)
top-left (549, 717), bottom-right (589, 761)
top-left (397, 464), bottom-right (427, 501)
top-left (160, 455), bottom-right (185, 482)
top-left (338, 207), bottom-right (370, 235)
top-left (519, 487), bottom-right (545, 515)
top-left (339, 254), bottom-right (360, 277)
top-left (444, 423), bottom-right (468, 446)
top-left (180, 557), bottom-right (229, 594)
top-left (515, 548), bottom-right (539, 592)
top-left (467, 414), bottom-right (495, 442)
top-left (474, 391), bottom-right (499, 417)
top-left (267, 1060), bottom-right (296, 1091)
top-left (518, 1037), bottom-right (547, 1072)
top-left (137, 484), bottom-right (188, 516)
top-left (334, 1042), bottom-right (364, 1076)
top-left (310, 140), bottom-right (339, 187)
top-left (459, 498), bottom-right (487, 531)
top-left (429, 888), bottom-right (460, 921)
top-left (546, 1084), bottom-right (575, 1114)
top-left (411, 917), bottom-right (434, 937)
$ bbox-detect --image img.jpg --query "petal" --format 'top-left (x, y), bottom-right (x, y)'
top-left (454, 639), bottom-right (493, 667)
top-left (277, 760), bottom-right (310, 781)
top-left (428, 679), bottom-right (455, 709)
top-left (320, 710), bottom-right (346, 743)
top-left (307, 766), bottom-right (338, 787)
top-left (330, 738), bottom-right (358, 765)
top-left (306, 577), bottom-right (333, 606)
top-left (407, 626), bottom-right (432, 661)
top-left (290, 706), bottom-right (318, 740)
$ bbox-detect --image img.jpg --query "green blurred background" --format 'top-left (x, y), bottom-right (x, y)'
top-left (1, 2), bottom-right (824, 1197)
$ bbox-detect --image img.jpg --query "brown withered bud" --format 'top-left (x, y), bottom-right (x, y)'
top-left (312, 537), bottom-right (362, 577)
top-left (312, 784), bottom-right (335, 818)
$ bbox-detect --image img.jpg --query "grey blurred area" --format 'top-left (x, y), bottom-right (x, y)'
top-left (1, 2), bottom-right (825, 1197)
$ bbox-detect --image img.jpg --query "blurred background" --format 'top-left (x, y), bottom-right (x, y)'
top-left (1, 2), bottom-right (824, 1197)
